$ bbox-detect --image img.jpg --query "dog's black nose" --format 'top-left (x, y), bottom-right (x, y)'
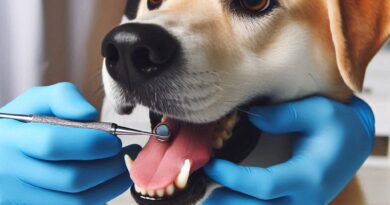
top-left (102, 23), bottom-right (179, 85)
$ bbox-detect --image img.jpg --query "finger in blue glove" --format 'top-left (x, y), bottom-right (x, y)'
top-left (204, 96), bottom-right (375, 205)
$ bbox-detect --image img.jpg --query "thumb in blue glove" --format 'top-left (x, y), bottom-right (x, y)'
top-left (0, 83), bottom-right (142, 205)
top-left (203, 96), bottom-right (374, 205)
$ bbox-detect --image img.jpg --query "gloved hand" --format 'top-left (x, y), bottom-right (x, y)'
top-left (204, 96), bottom-right (375, 205)
top-left (0, 83), bottom-right (141, 205)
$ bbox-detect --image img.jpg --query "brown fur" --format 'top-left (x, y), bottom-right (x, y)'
top-left (331, 177), bottom-right (366, 205)
top-left (284, 0), bottom-right (353, 101)
top-left (285, 1), bottom-right (390, 204)
top-left (327, 0), bottom-right (390, 91)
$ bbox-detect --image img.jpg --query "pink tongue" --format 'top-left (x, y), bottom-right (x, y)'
top-left (130, 120), bottom-right (214, 190)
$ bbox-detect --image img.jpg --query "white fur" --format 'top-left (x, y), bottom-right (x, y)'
top-left (102, 63), bottom-right (133, 113)
top-left (103, 10), bottom-right (332, 123)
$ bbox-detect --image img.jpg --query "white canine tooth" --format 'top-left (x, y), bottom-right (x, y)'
top-left (140, 187), bottom-right (147, 195)
top-left (134, 184), bottom-right (141, 193)
top-left (156, 189), bottom-right (165, 197)
top-left (124, 155), bottom-right (133, 172)
top-left (212, 137), bottom-right (223, 149)
top-left (166, 183), bottom-right (175, 196)
top-left (175, 159), bottom-right (191, 189)
top-left (147, 189), bottom-right (155, 197)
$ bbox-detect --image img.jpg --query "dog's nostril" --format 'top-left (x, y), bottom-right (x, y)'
top-left (102, 23), bottom-right (181, 85)
top-left (105, 43), bottom-right (120, 70)
top-left (132, 46), bottom-right (160, 75)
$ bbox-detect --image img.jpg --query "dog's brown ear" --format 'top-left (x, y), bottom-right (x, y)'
top-left (327, 0), bottom-right (390, 91)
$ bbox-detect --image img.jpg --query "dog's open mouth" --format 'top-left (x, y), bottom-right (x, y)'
top-left (128, 112), bottom-right (237, 200)
top-left (126, 107), bottom-right (262, 205)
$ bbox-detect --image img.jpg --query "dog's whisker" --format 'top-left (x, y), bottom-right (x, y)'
top-left (219, 100), bottom-right (264, 118)
top-left (87, 68), bottom-right (106, 101)
top-left (235, 108), bottom-right (263, 118)
top-left (88, 69), bottom-right (102, 82)
top-left (94, 84), bottom-right (105, 95)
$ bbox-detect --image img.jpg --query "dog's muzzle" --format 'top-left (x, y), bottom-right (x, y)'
top-left (100, 22), bottom-right (264, 205)
top-left (102, 23), bottom-right (180, 86)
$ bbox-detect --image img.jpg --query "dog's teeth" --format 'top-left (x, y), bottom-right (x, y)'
top-left (140, 187), bottom-right (147, 195)
top-left (156, 189), bottom-right (165, 197)
top-left (224, 112), bottom-right (238, 130)
top-left (161, 115), bottom-right (168, 122)
top-left (175, 159), bottom-right (191, 189)
top-left (222, 130), bottom-right (232, 140)
top-left (166, 183), bottom-right (175, 196)
top-left (124, 155), bottom-right (133, 172)
top-left (147, 189), bottom-right (155, 197)
top-left (212, 137), bottom-right (224, 149)
top-left (134, 184), bottom-right (141, 193)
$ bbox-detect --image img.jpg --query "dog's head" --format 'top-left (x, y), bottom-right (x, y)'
top-left (102, 0), bottom-right (389, 204)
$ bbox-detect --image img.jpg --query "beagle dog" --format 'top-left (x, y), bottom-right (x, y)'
top-left (101, 0), bottom-right (390, 204)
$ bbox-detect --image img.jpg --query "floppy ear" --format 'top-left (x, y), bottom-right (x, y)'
top-left (327, 0), bottom-right (390, 91)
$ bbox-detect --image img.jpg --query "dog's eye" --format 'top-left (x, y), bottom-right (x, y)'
top-left (148, 0), bottom-right (163, 10)
top-left (240, 0), bottom-right (270, 12)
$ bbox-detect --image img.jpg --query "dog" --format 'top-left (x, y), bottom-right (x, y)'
top-left (101, 0), bottom-right (390, 204)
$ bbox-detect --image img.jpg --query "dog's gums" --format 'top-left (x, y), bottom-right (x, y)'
top-left (124, 112), bottom-right (239, 199)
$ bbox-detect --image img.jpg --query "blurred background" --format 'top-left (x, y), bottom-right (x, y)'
top-left (0, 0), bottom-right (129, 108)
top-left (0, 0), bottom-right (389, 204)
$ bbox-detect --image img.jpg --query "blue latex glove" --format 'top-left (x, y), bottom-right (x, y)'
top-left (0, 83), bottom-right (141, 205)
top-left (204, 96), bottom-right (375, 205)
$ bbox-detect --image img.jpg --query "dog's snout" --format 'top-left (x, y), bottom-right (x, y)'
top-left (102, 23), bottom-right (180, 85)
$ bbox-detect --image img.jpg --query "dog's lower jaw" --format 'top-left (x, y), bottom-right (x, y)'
top-left (129, 107), bottom-right (262, 205)
top-left (131, 170), bottom-right (209, 205)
